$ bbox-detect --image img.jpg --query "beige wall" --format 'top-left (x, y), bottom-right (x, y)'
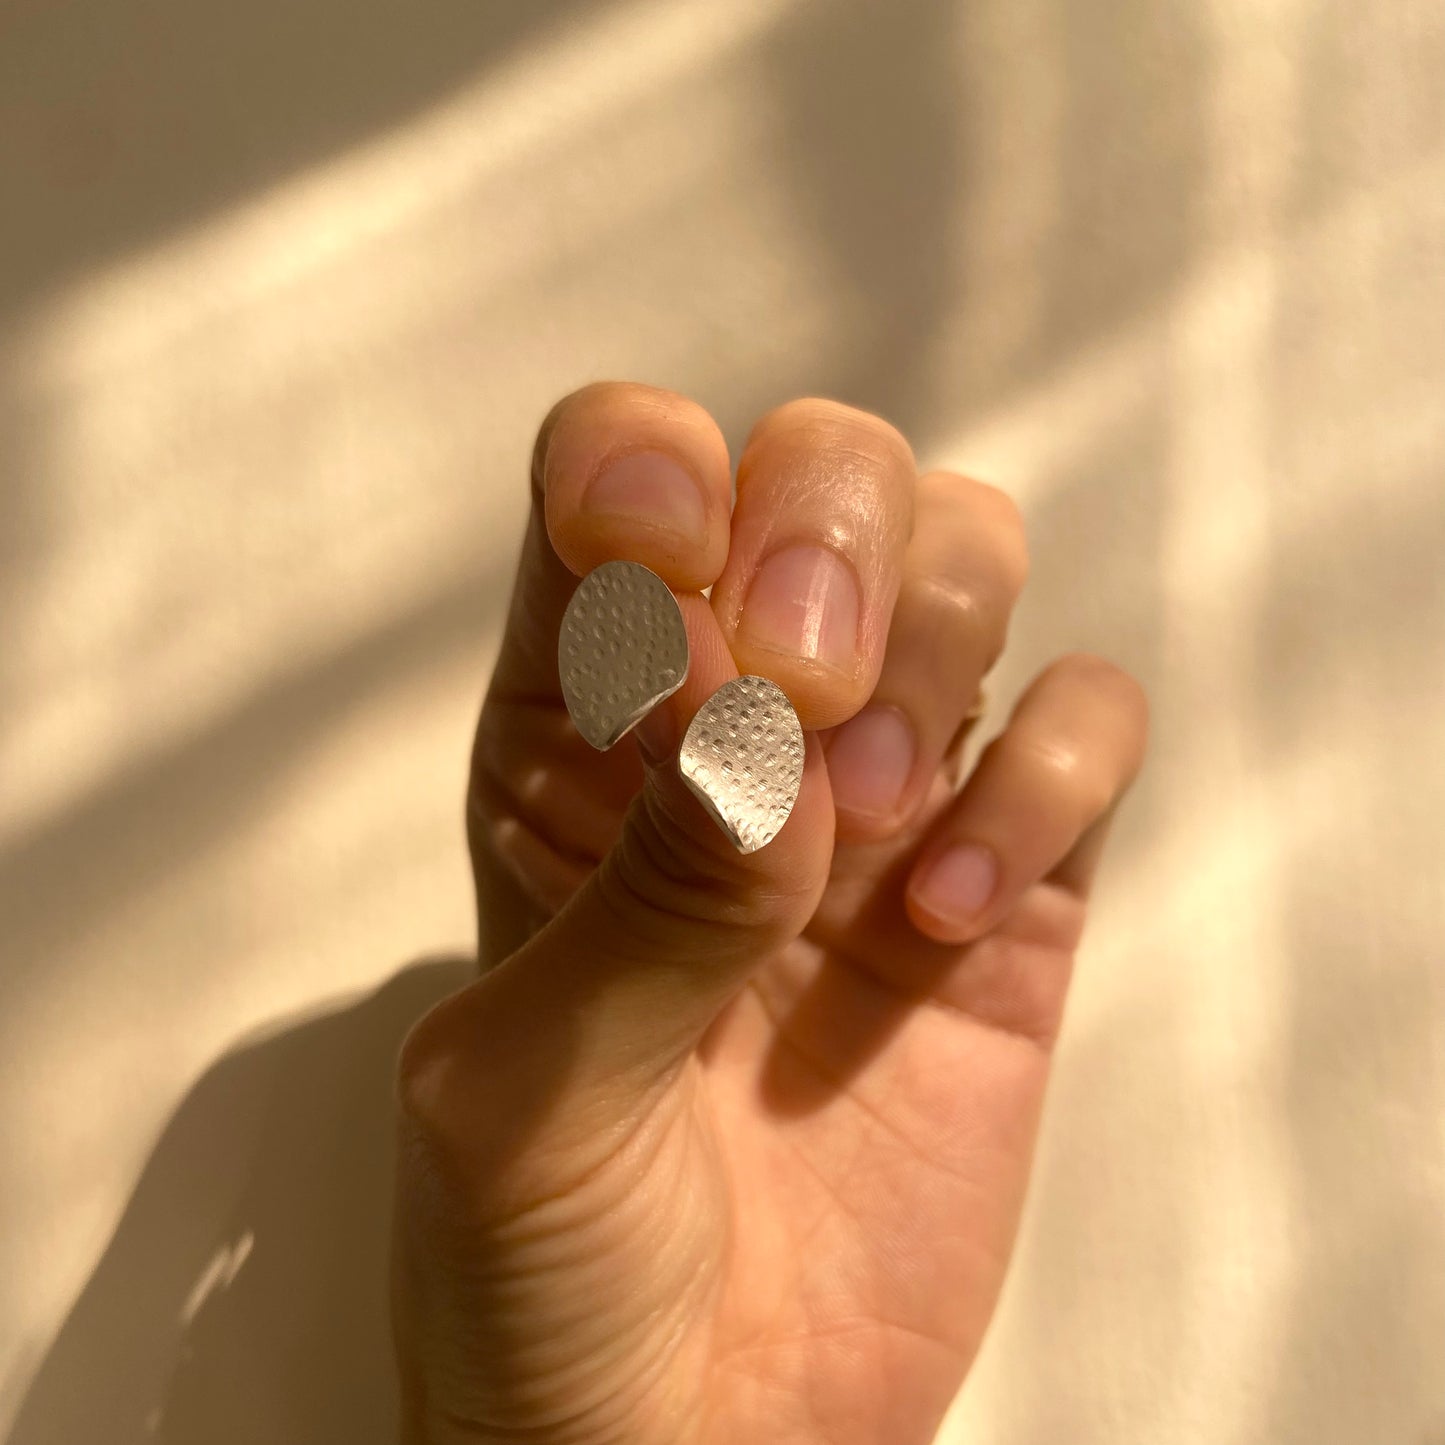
top-left (2, 2), bottom-right (1443, 1441)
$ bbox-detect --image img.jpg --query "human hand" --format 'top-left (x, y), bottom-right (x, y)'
top-left (392, 384), bottom-right (1148, 1444)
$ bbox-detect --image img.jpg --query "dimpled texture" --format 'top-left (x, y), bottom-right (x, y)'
top-left (559, 561), bottom-right (689, 749)
top-left (679, 676), bottom-right (804, 853)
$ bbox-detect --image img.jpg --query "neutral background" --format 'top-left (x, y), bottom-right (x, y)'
top-left (3, 2), bottom-right (1442, 1441)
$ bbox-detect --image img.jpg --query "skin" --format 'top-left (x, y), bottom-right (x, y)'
top-left (392, 383), bottom-right (1149, 1445)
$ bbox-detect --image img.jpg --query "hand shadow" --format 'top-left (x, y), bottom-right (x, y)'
top-left (6, 957), bottom-right (472, 1445)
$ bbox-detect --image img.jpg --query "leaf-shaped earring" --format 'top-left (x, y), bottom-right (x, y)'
top-left (679, 676), bottom-right (804, 853)
top-left (558, 560), bottom-right (690, 750)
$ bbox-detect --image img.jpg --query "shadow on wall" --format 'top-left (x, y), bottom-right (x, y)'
top-left (2, 0), bottom-right (1219, 1435)
top-left (6, 959), bottom-right (472, 1445)
top-left (0, 0), bottom-right (597, 322)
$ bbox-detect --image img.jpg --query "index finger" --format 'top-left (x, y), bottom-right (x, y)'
top-left (489, 382), bottom-right (734, 708)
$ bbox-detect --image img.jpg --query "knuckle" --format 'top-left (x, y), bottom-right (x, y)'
top-left (919, 471), bottom-right (1030, 594)
top-left (1004, 653), bottom-right (1151, 819)
top-left (908, 574), bottom-right (1003, 663)
top-left (395, 986), bottom-right (530, 1191)
top-left (897, 514), bottom-right (1026, 671)
top-left (965, 934), bottom-right (1076, 1051)
top-left (395, 1004), bottom-right (464, 1146)
top-left (1004, 732), bottom-right (1114, 826)
top-left (1004, 730), bottom-right (1086, 789)
top-left (596, 751), bottom-right (830, 965)
top-left (606, 786), bottom-right (809, 955)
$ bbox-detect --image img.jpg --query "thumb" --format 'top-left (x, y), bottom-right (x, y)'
top-left (399, 595), bottom-right (833, 1166)
top-left (507, 592), bottom-right (834, 1088)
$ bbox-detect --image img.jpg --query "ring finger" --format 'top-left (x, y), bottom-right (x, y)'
top-left (824, 470), bottom-right (1029, 843)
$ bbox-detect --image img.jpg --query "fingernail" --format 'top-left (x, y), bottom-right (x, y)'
top-left (912, 844), bottom-right (997, 926)
top-left (739, 544), bottom-right (859, 668)
top-left (583, 450), bottom-right (707, 542)
top-left (827, 705), bottom-right (915, 822)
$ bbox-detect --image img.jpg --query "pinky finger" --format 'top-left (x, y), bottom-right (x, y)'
top-left (904, 654), bottom-right (1148, 945)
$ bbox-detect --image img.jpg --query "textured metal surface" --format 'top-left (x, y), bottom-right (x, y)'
top-left (678, 675), bottom-right (804, 853)
top-left (559, 561), bottom-right (689, 749)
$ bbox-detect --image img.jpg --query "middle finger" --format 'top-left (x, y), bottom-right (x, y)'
top-left (709, 398), bottom-right (916, 730)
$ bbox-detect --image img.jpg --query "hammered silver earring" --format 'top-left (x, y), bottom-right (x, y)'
top-left (678, 674), bottom-right (803, 854)
top-left (558, 560), bottom-right (689, 749)
top-left (559, 561), bottom-right (803, 853)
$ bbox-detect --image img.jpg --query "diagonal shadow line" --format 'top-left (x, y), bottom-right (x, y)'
top-left (0, 553), bottom-right (515, 994)
top-left (0, 0), bottom-right (602, 324)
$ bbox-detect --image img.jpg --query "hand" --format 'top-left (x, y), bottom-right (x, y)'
top-left (392, 384), bottom-right (1148, 1444)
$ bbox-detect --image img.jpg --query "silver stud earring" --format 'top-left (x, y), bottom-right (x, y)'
top-left (679, 676), bottom-right (803, 854)
top-left (559, 563), bottom-right (803, 852)
top-left (558, 560), bottom-right (689, 750)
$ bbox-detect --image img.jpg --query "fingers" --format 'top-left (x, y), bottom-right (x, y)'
top-left (709, 399), bottom-right (916, 730)
top-left (824, 472), bottom-right (1028, 840)
top-left (488, 382), bottom-right (733, 706)
top-left (905, 655), bottom-right (1149, 944)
